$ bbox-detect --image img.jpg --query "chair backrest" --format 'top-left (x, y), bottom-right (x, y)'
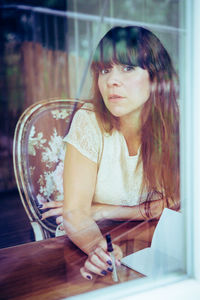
top-left (13, 99), bottom-right (82, 234)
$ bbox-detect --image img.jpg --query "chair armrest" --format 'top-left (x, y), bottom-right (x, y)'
top-left (30, 221), bottom-right (46, 241)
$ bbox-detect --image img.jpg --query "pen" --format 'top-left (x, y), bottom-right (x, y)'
top-left (106, 233), bottom-right (118, 282)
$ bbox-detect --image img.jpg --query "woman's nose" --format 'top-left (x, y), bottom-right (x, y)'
top-left (107, 69), bottom-right (122, 87)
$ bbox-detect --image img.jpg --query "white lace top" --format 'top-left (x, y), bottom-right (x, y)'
top-left (63, 104), bottom-right (145, 206)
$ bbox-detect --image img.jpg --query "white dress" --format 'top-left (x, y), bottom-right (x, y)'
top-left (63, 104), bottom-right (145, 207)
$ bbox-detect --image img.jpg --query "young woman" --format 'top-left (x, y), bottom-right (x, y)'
top-left (41, 26), bottom-right (180, 280)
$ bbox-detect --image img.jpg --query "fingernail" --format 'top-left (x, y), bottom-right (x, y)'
top-left (107, 267), bottom-right (113, 272)
top-left (107, 260), bottom-right (112, 266)
top-left (101, 270), bottom-right (107, 275)
top-left (86, 275), bottom-right (92, 280)
top-left (38, 204), bottom-right (43, 209)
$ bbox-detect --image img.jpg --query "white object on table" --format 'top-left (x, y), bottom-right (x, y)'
top-left (121, 208), bottom-right (184, 277)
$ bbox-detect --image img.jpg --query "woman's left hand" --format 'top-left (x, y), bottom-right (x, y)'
top-left (40, 201), bottom-right (63, 225)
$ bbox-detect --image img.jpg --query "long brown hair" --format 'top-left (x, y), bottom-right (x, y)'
top-left (90, 26), bottom-right (180, 214)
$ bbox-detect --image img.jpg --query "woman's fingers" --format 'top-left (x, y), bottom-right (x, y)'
top-left (84, 258), bottom-right (108, 276)
top-left (93, 245), bottom-right (112, 264)
top-left (80, 240), bottom-right (123, 280)
top-left (38, 201), bottom-right (63, 220)
top-left (80, 267), bottom-right (93, 280)
top-left (98, 239), bottom-right (122, 263)
top-left (80, 245), bottom-right (117, 280)
top-left (39, 200), bottom-right (63, 209)
top-left (93, 240), bottom-right (122, 266)
top-left (41, 207), bottom-right (63, 219)
top-left (89, 250), bottom-right (110, 271)
top-left (56, 216), bottom-right (63, 225)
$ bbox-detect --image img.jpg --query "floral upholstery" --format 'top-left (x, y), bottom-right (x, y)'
top-left (13, 99), bottom-right (82, 239)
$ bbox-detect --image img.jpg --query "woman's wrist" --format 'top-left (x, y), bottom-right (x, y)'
top-left (91, 203), bottom-right (106, 221)
top-left (91, 203), bottom-right (122, 221)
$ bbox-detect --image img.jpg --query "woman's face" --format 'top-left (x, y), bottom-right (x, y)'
top-left (98, 64), bottom-right (150, 119)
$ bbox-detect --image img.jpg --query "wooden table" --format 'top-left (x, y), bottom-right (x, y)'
top-left (0, 220), bottom-right (157, 300)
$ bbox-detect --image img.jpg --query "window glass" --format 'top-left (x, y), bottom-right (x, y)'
top-left (0, 1), bottom-right (190, 299)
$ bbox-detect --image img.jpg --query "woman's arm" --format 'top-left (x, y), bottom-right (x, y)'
top-left (62, 143), bottom-right (123, 279)
top-left (63, 143), bottom-right (102, 253)
top-left (91, 197), bottom-right (179, 222)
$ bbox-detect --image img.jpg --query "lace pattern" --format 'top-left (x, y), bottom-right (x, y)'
top-left (63, 107), bottom-right (102, 163)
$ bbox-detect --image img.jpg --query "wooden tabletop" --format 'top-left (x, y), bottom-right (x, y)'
top-left (0, 220), bottom-right (157, 300)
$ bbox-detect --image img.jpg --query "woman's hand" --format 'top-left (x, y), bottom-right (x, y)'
top-left (80, 239), bottom-right (122, 280)
top-left (40, 201), bottom-right (63, 225)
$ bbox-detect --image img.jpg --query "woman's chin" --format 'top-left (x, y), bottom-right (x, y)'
top-left (109, 109), bottom-right (127, 118)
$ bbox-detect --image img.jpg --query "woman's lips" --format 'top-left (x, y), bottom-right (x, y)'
top-left (108, 95), bottom-right (125, 102)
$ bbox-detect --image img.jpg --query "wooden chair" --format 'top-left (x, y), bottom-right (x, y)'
top-left (13, 99), bottom-right (82, 240)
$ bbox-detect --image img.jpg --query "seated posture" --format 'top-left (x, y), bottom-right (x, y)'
top-left (41, 26), bottom-right (180, 280)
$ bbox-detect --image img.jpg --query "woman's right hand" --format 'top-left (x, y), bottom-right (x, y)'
top-left (80, 239), bottom-right (122, 280)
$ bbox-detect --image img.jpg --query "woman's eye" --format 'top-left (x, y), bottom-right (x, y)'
top-left (100, 68), bottom-right (110, 75)
top-left (123, 65), bottom-right (135, 72)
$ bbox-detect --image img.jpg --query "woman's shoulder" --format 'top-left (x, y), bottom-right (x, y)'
top-left (73, 102), bottom-right (99, 128)
top-left (76, 102), bottom-right (94, 115)
top-left (64, 101), bottom-right (102, 163)
top-left (81, 101), bottom-right (94, 110)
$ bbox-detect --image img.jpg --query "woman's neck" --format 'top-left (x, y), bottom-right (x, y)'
top-left (119, 109), bottom-right (141, 138)
top-left (119, 111), bottom-right (142, 156)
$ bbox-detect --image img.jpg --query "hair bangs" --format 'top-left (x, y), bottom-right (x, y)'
top-left (91, 33), bottom-right (143, 73)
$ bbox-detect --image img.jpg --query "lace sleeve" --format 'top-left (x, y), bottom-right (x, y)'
top-left (63, 108), bottom-right (102, 163)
